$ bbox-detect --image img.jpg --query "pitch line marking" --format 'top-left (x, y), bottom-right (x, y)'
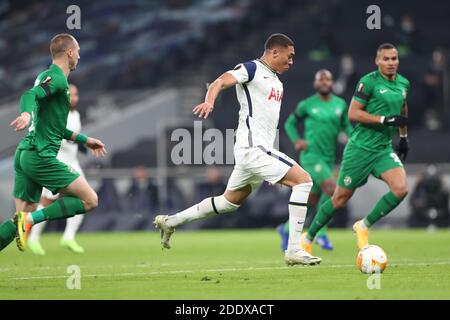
top-left (7, 260), bottom-right (450, 281)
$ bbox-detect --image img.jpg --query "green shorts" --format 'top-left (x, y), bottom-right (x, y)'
top-left (337, 143), bottom-right (403, 190)
top-left (301, 157), bottom-right (334, 194)
top-left (13, 148), bottom-right (80, 203)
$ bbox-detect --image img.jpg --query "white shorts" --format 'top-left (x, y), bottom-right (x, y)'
top-left (226, 146), bottom-right (296, 191)
top-left (41, 161), bottom-right (84, 200)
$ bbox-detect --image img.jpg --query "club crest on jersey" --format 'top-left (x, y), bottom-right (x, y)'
top-left (344, 176), bottom-right (352, 186)
top-left (402, 88), bottom-right (406, 98)
top-left (268, 88), bottom-right (283, 102)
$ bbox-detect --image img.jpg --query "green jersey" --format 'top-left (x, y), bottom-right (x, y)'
top-left (350, 70), bottom-right (409, 152)
top-left (18, 64), bottom-right (71, 158)
top-left (284, 93), bottom-right (353, 163)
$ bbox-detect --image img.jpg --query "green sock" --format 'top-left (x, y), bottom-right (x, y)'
top-left (307, 198), bottom-right (336, 241)
top-left (31, 196), bottom-right (86, 224)
top-left (315, 193), bottom-right (331, 237)
top-left (364, 191), bottom-right (403, 228)
top-left (0, 220), bottom-right (17, 251)
top-left (283, 221), bottom-right (289, 234)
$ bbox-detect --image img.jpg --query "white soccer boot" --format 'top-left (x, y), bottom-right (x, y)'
top-left (284, 249), bottom-right (322, 266)
top-left (153, 215), bottom-right (175, 249)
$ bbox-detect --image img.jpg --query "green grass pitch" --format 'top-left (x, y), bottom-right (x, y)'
top-left (0, 229), bottom-right (449, 299)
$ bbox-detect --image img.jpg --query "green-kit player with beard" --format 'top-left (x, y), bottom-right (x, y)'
top-left (278, 69), bottom-right (353, 251)
top-left (0, 34), bottom-right (107, 252)
top-left (301, 43), bottom-right (410, 254)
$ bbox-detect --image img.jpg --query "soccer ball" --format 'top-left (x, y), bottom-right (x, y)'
top-left (356, 245), bottom-right (388, 274)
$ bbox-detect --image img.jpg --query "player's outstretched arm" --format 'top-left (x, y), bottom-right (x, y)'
top-left (11, 75), bottom-right (66, 131)
top-left (193, 72), bottom-right (238, 119)
top-left (64, 129), bottom-right (107, 158)
top-left (10, 85), bottom-right (49, 131)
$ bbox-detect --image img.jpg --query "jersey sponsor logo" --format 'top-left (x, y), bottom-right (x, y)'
top-left (233, 64), bottom-right (242, 71)
top-left (263, 76), bottom-right (269, 79)
top-left (402, 88), bottom-right (406, 98)
top-left (344, 176), bottom-right (352, 186)
top-left (314, 164), bottom-right (322, 173)
top-left (335, 108), bottom-right (343, 116)
top-left (379, 89), bottom-right (388, 94)
top-left (268, 88), bottom-right (283, 102)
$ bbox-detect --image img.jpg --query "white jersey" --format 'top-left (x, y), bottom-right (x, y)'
top-left (58, 109), bottom-right (81, 166)
top-left (227, 59), bottom-right (284, 150)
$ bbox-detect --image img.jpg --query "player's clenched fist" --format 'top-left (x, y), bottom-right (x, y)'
top-left (10, 112), bottom-right (31, 131)
top-left (193, 102), bottom-right (214, 119)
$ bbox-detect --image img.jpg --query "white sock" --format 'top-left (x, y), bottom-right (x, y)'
top-left (166, 195), bottom-right (239, 228)
top-left (287, 182), bottom-right (313, 254)
top-left (28, 204), bottom-right (46, 242)
top-left (62, 214), bottom-right (84, 241)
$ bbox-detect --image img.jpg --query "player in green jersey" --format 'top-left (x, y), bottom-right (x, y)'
top-left (277, 69), bottom-right (353, 251)
top-left (0, 34), bottom-right (107, 252)
top-left (300, 43), bottom-right (409, 254)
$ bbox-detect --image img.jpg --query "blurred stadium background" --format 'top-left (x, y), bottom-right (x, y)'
top-left (0, 0), bottom-right (449, 233)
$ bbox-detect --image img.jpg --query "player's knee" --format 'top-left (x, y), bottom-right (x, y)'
top-left (392, 184), bottom-right (409, 199)
top-left (321, 180), bottom-right (336, 196)
top-left (332, 193), bottom-right (349, 209)
top-left (214, 195), bottom-right (240, 214)
top-left (84, 192), bottom-right (98, 211)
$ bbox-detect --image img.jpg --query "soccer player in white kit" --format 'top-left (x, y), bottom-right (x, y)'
top-left (154, 34), bottom-right (321, 265)
top-left (28, 84), bottom-right (86, 255)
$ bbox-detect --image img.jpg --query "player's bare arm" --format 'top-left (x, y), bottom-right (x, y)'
top-left (193, 72), bottom-right (238, 119)
top-left (348, 98), bottom-right (383, 124)
top-left (348, 98), bottom-right (407, 127)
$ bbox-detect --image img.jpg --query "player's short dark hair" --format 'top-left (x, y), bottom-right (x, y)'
top-left (264, 33), bottom-right (294, 50)
top-left (50, 33), bottom-right (77, 58)
top-left (377, 43), bottom-right (397, 54)
top-left (315, 69), bottom-right (333, 80)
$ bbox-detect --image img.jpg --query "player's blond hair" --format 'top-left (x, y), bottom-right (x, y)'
top-left (50, 34), bottom-right (77, 58)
